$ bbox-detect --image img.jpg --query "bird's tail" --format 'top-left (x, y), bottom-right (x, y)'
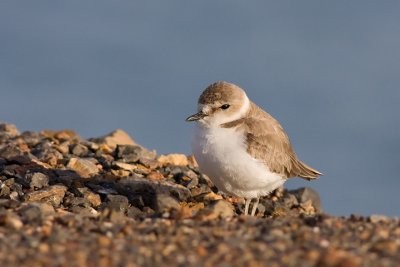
top-left (293, 159), bottom-right (323, 180)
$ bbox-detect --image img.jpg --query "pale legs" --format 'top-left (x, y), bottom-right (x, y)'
top-left (244, 198), bottom-right (260, 216)
top-left (244, 198), bottom-right (251, 215)
top-left (251, 198), bottom-right (259, 216)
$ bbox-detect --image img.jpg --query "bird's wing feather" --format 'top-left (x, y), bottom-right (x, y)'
top-left (244, 116), bottom-right (296, 178)
top-left (222, 102), bottom-right (322, 179)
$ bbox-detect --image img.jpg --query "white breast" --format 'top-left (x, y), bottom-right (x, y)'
top-left (192, 123), bottom-right (285, 199)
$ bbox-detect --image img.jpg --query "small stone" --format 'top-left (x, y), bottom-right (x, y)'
top-left (197, 173), bottom-right (214, 188)
top-left (41, 130), bottom-right (79, 141)
top-left (291, 187), bottom-right (321, 212)
top-left (202, 192), bottom-right (223, 201)
top-left (56, 130), bottom-right (80, 140)
top-left (0, 145), bottom-right (34, 164)
top-left (99, 207), bottom-right (126, 222)
top-left (18, 202), bottom-right (55, 224)
top-left (30, 158), bottom-right (52, 169)
top-left (0, 212), bottom-right (23, 230)
top-left (185, 202), bottom-right (205, 214)
top-left (10, 183), bottom-right (23, 197)
top-left (82, 141), bottom-right (99, 151)
top-left (132, 164), bottom-right (151, 175)
top-left (126, 206), bottom-right (144, 218)
top-left (20, 131), bottom-right (41, 147)
top-left (103, 194), bottom-right (130, 212)
top-left (299, 200), bottom-right (316, 215)
top-left (67, 157), bottom-right (100, 178)
top-left (97, 144), bottom-right (114, 154)
top-left (3, 178), bottom-right (15, 187)
top-left (24, 185), bottom-right (67, 207)
top-left (0, 123), bottom-right (20, 137)
top-left (0, 184), bottom-right (11, 197)
top-left (90, 129), bottom-right (136, 149)
top-left (113, 161), bottom-right (137, 171)
top-left (174, 169), bottom-right (199, 189)
top-left (98, 236), bottom-right (111, 247)
top-left (155, 194), bottom-right (180, 213)
top-left (65, 196), bottom-right (91, 208)
top-left (317, 249), bottom-right (360, 267)
top-left (139, 158), bottom-right (162, 169)
top-left (196, 200), bottom-right (235, 220)
top-left (190, 184), bottom-right (212, 198)
top-left (70, 143), bottom-right (89, 157)
top-left (187, 154), bottom-right (198, 167)
top-left (370, 240), bottom-right (398, 255)
top-left (158, 154), bottom-right (189, 166)
top-left (25, 172), bottom-right (49, 189)
top-left (55, 141), bottom-right (70, 155)
top-left (116, 145), bottom-right (156, 162)
top-left (147, 171), bottom-right (164, 181)
top-left (32, 143), bottom-right (63, 166)
top-left (82, 190), bottom-right (101, 207)
top-left (70, 206), bottom-right (99, 217)
top-left (38, 243), bottom-right (50, 253)
top-left (269, 202), bottom-right (290, 217)
top-left (110, 169), bottom-right (131, 177)
top-left (282, 193), bottom-right (299, 208)
top-left (9, 191), bottom-right (19, 200)
top-left (369, 214), bottom-right (390, 223)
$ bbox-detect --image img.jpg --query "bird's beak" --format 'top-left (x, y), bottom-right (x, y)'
top-left (186, 111), bottom-right (207, 122)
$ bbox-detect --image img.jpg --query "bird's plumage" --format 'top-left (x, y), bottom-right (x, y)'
top-left (221, 101), bottom-right (322, 180)
top-left (187, 81), bottom-right (322, 215)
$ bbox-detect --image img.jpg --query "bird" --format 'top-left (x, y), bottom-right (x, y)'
top-left (186, 81), bottom-right (322, 216)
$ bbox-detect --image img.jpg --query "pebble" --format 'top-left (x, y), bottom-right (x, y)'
top-left (103, 194), bottom-right (130, 212)
top-left (67, 157), bottom-right (100, 178)
top-left (82, 190), bottom-right (102, 207)
top-left (158, 154), bottom-right (189, 166)
top-left (291, 187), bottom-right (321, 211)
top-left (90, 129), bottom-right (136, 149)
top-left (0, 211), bottom-right (23, 230)
top-left (0, 145), bottom-right (34, 164)
top-left (196, 200), bottom-right (235, 220)
top-left (18, 202), bottom-right (55, 224)
top-left (116, 144), bottom-right (156, 163)
top-left (24, 185), bottom-right (67, 207)
top-left (113, 161), bottom-right (137, 171)
top-left (25, 172), bottom-right (49, 189)
top-left (187, 154), bottom-right (198, 167)
top-left (0, 122), bottom-right (20, 137)
top-left (369, 214), bottom-right (390, 223)
top-left (147, 171), bottom-right (164, 181)
top-left (155, 193), bottom-right (180, 213)
top-left (70, 143), bottom-right (89, 157)
top-left (174, 169), bottom-right (199, 189)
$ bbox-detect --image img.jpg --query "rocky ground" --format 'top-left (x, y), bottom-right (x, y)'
top-left (0, 122), bottom-right (399, 267)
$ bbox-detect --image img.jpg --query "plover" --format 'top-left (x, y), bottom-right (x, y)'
top-left (186, 81), bottom-right (322, 216)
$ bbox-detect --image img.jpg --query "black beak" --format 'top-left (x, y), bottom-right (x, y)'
top-left (186, 111), bottom-right (207, 122)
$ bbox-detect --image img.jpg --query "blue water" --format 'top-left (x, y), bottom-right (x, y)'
top-left (1, 1), bottom-right (399, 216)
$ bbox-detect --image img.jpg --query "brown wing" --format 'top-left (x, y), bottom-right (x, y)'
top-left (243, 103), bottom-right (322, 180)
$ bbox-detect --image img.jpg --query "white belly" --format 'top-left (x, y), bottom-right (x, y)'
top-left (192, 124), bottom-right (285, 198)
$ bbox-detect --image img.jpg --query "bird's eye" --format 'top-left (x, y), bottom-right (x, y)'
top-left (221, 104), bottom-right (230, 110)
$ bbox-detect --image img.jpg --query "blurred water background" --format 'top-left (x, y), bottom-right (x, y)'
top-left (1, 1), bottom-right (399, 216)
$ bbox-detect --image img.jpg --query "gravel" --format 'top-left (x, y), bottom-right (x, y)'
top-left (0, 122), bottom-right (399, 267)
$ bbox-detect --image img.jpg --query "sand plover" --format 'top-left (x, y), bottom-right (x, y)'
top-left (186, 81), bottom-right (322, 216)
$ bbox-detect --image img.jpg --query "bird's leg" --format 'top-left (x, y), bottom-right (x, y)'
top-left (250, 198), bottom-right (259, 216)
top-left (244, 198), bottom-right (252, 215)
